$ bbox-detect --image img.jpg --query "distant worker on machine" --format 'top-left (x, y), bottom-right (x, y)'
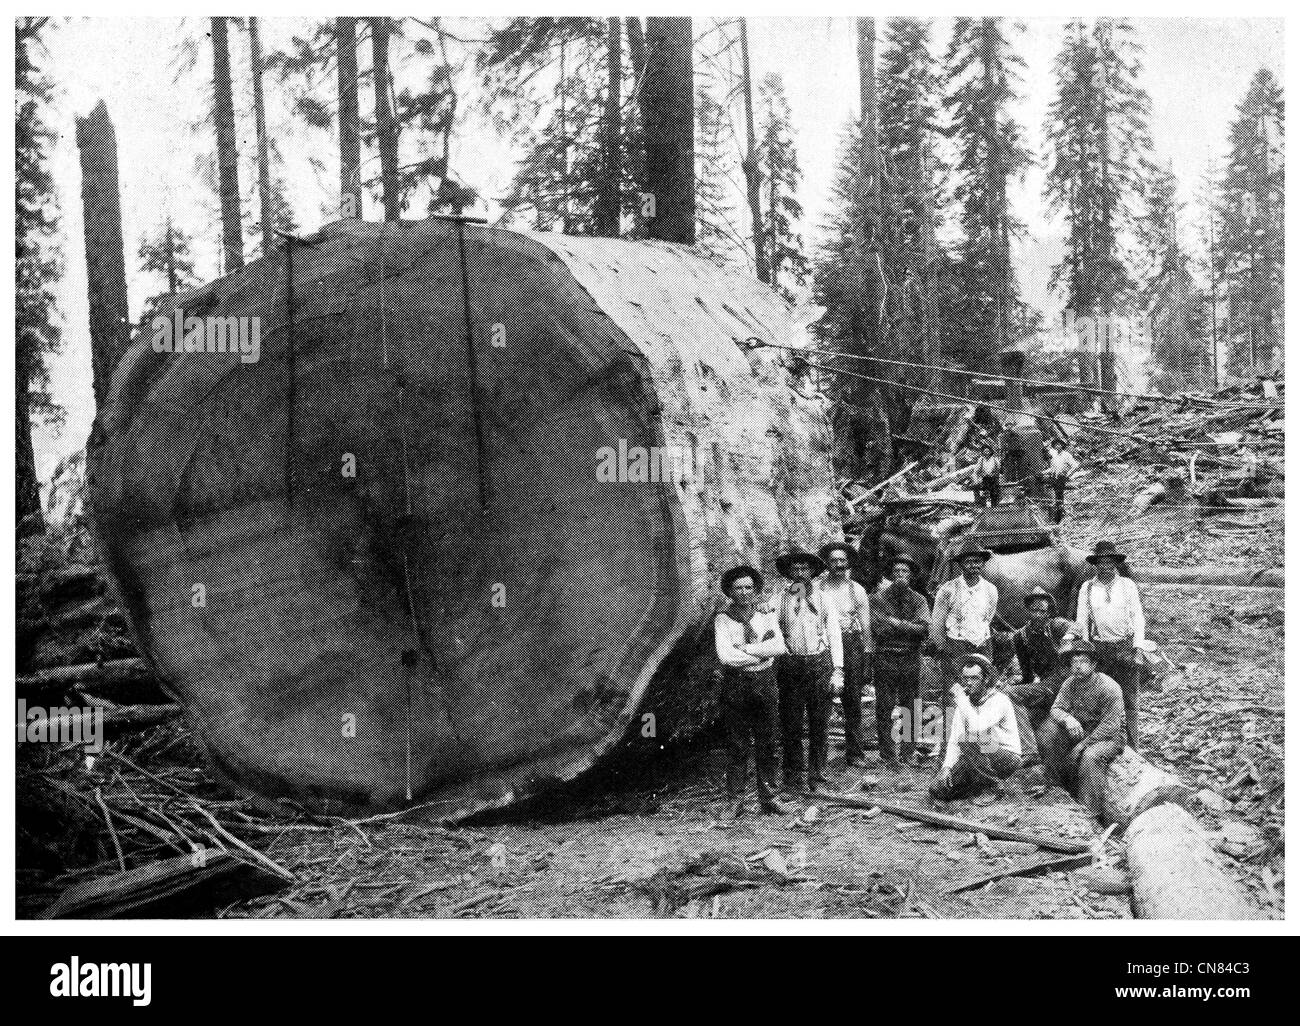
top-left (974, 444), bottom-right (1002, 507)
top-left (1045, 438), bottom-right (1080, 524)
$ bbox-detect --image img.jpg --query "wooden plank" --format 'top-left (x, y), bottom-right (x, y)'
top-left (812, 791), bottom-right (1091, 854)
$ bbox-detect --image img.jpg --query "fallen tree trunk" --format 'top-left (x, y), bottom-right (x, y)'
top-left (88, 219), bottom-right (838, 818)
top-left (39, 849), bottom-right (284, 919)
top-left (1132, 565), bottom-right (1283, 589)
top-left (18, 658), bottom-right (157, 700)
top-left (1102, 747), bottom-right (1195, 831)
top-left (1125, 804), bottom-right (1261, 920)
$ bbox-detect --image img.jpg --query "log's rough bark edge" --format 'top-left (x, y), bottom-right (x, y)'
top-left (1124, 803), bottom-right (1261, 920)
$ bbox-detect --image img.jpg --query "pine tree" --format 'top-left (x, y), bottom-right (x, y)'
top-left (1043, 19), bottom-right (1155, 386)
top-left (1139, 166), bottom-right (1210, 389)
top-left (694, 84), bottom-right (744, 262)
top-left (16, 16), bottom-right (63, 536)
top-left (756, 73), bottom-right (808, 300)
top-left (945, 17), bottom-right (1033, 374)
top-left (1215, 67), bottom-right (1284, 375)
top-left (211, 17), bottom-right (244, 271)
top-left (138, 219), bottom-right (200, 323)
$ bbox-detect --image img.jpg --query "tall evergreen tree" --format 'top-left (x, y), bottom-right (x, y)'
top-left (1215, 67), bottom-right (1284, 375)
top-left (1043, 19), bottom-right (1155, 386)
top-left (945, 17), bottom-right (1032, 374)
top-left (16, 16), bottom-right (63, 536)
top-left (756, 72), bottom-right (808, 301)
top-left (694, 84), bottom-right (744, 262)
top-left (1139, 166), bottom-right (1210, 389)
top-left (138, 218), bottom-right (200, 323)
top-left (210, 16), bottom-right (244, 271)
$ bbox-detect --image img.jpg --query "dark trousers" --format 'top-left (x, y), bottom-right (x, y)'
top-left (979, 476), bottom-right (1001, 507)
top-left (1049, 474), bottom-right (1068, 523)
top-left (874, 650), bottom-right (920, 761)
top-left (1037, 717), bottom-right (1125, 818)
top-left (929, 743), bottom-right (1021, 801)
top-left (1006, 679), bottom-right (1061, 761)
top-left (721, 667), bottom-right (780, 806)
top-left (777, 651), bottom-right (833, 784)
top-left (840, 632), bottom-right (869, 760)
top-left (1092, 639), bottom-right (1140, 751)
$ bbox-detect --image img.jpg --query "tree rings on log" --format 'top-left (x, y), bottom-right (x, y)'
top-left (87, 219), bottom-right (837, 818)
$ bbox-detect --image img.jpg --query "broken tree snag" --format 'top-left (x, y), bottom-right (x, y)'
top-left (1125, 804), bottom-right (1260, 920)
top-left (87, 220), bottom-right (837, 818)
top-left (75, 100), bottom-right (131, 407)
top-left (1102, 748), bottom-right (1196, 831)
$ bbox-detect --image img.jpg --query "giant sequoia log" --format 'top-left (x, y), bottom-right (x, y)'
top-left (88, 219), bottom-right (837, 818)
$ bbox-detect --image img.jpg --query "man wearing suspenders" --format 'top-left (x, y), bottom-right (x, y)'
top-left (1074, 541), bottom-right (1146, 753)
top-left (815, 542), bottom-right (874, 767)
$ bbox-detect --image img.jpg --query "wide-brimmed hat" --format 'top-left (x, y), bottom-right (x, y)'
top-left (721, 565), bottom-right (764, 594)
top-left (1022, 586), bottom-right (1058, 615)
top-left (1059, 639), bottom-right (1098, 660)
top-left (955, 653), bottom-right (996, 678)
top-left (1085, 540), bottom-right (1127, 565)
top-left (776, 549), bottom-right (826, 579)
top-left (952, 539), bottom-right (994, 564)
top-left (818, 541), bottom-right (857, 567)
top-left (884, 552), bottom-right (920, 575)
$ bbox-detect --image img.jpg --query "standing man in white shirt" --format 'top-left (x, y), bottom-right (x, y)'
top-left (774, 549), bottom-right (842, 793)
top-left (974, 444), bottom-right (1002, 507)
top-left (1045, 438), bottom-right (1080, 524)
top-left (929, 654), bottom-right (1021, 801)
top-left (931, 539), bottom-right (1000, 688)
top-left (714, 565), bottom-right (796, 819)
top-left (1074, 540), bottom-right (1146, 752)
top-left (815, 541), bottom-right (873, 768)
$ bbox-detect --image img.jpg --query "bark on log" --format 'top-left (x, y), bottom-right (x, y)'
top-left (1125, 803), bottom-right (1260, 920)
top-left (18, 658), bottom-right (153, 697)
top-left (1132, 565), bottom-right (1283, 589)
top-left (1102, 747), bottom-right (1195, 831)
top-left (88, 220), bottom-right (837, 818)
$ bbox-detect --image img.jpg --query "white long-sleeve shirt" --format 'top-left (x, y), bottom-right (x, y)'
top-left (777, 585), bottom-right (843, 670)
top-left (715, 607), bottom-right (787, 671)
top-left (1048, 449), bottom-right (1080, 478)
top-left (942, 688), bottom-right (1021, 770)
top-left (1075, 575), bottom-right (1145, 645)
top-left (932, 575), bottom-right (1000, 646)
top-left (815, 576), bottom-right (874, 653)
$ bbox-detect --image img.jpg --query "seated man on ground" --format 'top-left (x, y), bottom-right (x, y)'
top-left (1035, 640), bottom-right (1127, 821)
top-left (929, 654), bottom-right (1021, 802)
top-left (1005, 586), bottom-right (1078, 766)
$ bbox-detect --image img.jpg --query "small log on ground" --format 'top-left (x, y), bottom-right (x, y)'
top-left (16, 704), bottom-right (182, 739)
top-left (1132, 565), bottom-right (1283, 589)
top-left (18, 658), bottom-right (163, 702)
top-left (1102, 748), bottom-right (1196, 831)
top-left (38, 849), bottom-right (284, 919)
top-left (1125, 804), bottom-right (1260, 920)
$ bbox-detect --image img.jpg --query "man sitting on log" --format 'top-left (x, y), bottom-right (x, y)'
top-left (1036, 640), bottom-right (1127, 821)
top-left (815, 542), bottom-right (874, 768)
top-left (869, 554), bottom-right (930, 768)
top-left (1074, 540), bottom-right (1146, 753)
top-left (930, 540), bottom-right (999, 688)
top-left (1005, 586), bottom-right (1078, 767)
top-left (929, 654), bottom-right (1021, 802)
top-left (774, 549), bottom-right (843, 794)
top-left (714, 566), bottom-right (797, 820)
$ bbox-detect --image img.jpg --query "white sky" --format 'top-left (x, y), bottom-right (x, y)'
top-left (31, 14), bottom-right (1284, 483)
